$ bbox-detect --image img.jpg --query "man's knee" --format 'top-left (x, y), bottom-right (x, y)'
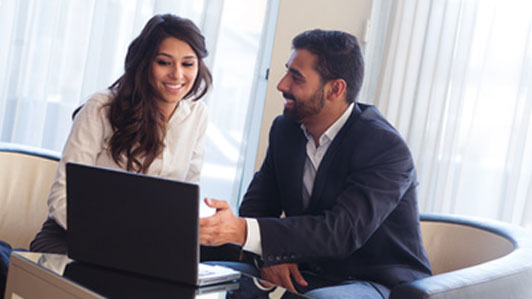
top-left (304, 280), bottom-right (389, 299)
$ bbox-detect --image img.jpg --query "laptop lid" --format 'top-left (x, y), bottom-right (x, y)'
top-left (66, 162), bottom-right (201, 285)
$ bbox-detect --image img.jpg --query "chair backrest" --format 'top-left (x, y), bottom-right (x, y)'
top-left (0, 143), bottom-right (60, 249)
top-left (420, 217), bottom-right (515, 275)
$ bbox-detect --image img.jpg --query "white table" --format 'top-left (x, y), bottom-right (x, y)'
top-left (5, 251), bottom-right (102, 298)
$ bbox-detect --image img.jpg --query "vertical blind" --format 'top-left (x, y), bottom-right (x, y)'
top-left (364, 0), bottom-right (532, 228)
top-left (0, 0), bottom-right (270, 211)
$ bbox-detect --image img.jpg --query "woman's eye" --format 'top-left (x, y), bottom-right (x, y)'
top-left (156, 60), bottom-right (171, 66)
top-left (183, 62), bottom-right (195, 67)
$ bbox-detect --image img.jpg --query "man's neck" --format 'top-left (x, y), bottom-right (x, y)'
top-left (303, 102), bottom-right (350, 146)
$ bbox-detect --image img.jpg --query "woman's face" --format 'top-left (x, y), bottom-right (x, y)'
top-left (151, 37), bottom-right (199, 113)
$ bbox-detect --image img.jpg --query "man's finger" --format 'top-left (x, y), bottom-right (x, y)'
top-left (199, 233), bottom-right (211, 245)
top-left (199, 231), bottom-right (221, 246)
top-left (279, 271), bottom-right (297, 293)
top-left (204, 198), bottom-right (229, 210)
top-left (199, 217), bottom-right (211, 226)
top-left (289, 264), bottom-right (308, 287)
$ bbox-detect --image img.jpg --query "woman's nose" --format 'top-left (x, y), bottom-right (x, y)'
top-left (170, 65), bottom-right (183, 79)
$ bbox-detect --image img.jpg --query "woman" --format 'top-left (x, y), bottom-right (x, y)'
top-left (30, 14), bottom-right (212, 253)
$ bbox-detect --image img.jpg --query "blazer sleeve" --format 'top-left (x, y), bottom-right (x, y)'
top-left (256, 125), bottom-right (417, 266)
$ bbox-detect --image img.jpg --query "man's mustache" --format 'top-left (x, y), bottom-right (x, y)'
top-left (282, 92), bottom-right (296, 101)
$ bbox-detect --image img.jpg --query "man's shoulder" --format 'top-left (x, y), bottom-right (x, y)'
top-left (269, 115), bottom-right (302, 136)
top-left (271, 114), bottom-right (296, 127)
top-left (353, 103), bottom-right (390, 127)
top-left (349, 103), bottom-right (402, 138)
top-left (340, 103), bottom-right (412, 160)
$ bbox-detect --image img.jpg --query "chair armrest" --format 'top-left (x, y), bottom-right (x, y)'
top-left (0, 142), bottom-right (60, 161)
top-left (390, 248), bottom-right (532, 298)
top-left (390, 214), bottom-right (532, 299)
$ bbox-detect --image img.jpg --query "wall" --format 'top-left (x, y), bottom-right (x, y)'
top-left (254, 0), bottom-right (373, 169)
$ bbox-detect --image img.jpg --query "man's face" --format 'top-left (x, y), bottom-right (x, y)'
top-left (277, 49), bottom-right (326, 123)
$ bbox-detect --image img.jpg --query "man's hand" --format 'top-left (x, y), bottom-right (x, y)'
top-left (260, 263), bottom-right (308, 293)
top-left (199, 198), bottom-right (247, 246)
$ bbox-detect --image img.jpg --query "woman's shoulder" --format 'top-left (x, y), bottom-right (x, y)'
top-left (185, 99), bottom-right (207, 112)
top-left (179, 99), bottom-right (207, 119)
top-left (84, 90), bottom-right (114, 107)
top-left (74, 90), bottom-right (113, 121)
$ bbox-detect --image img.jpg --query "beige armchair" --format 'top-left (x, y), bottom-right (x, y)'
top-left (0, 143), bottom-right (60, 249)
top-left (390, 214), bottom-right (532, 298)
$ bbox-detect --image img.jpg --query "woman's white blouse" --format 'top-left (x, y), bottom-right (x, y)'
top-left (47, 92), bottom-right (208, 229)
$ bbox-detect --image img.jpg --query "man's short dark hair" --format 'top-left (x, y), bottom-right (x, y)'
top-left (292, 29), bottom-right (364, 103)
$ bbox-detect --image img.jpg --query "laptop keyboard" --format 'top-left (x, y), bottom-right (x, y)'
top-left (198, 265), bottom-right (216, 277)
top-left (197, 263), bottom-right (241, 286)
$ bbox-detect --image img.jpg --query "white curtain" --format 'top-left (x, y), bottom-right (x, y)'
top-left (363, 0), bottom-right (532, 228)
top-left (0, 0), bottom-right (270, 211)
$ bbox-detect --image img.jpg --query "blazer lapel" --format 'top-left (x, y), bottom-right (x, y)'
top-left (308, 104), bottom-right (362, 211)
top-left (279, 120), bottom-right (307, 215)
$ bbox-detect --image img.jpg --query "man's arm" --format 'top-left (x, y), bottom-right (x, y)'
top-left (199, 198), bottom-right (247, 246)
top-left (202, 117), bottom-right (414, 263)
top-left (200, 117), bottom-right (284, 246)
top-left (199, 200), bottom-right (310, 294)
top-left (257, 127), bottom-right (416, 266)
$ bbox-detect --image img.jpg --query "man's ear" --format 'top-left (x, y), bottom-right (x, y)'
top-left (326, 79), bottom-right (347, 101)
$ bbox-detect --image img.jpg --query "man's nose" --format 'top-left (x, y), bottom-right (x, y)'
top-left (277, 74), bottom-right (289, 92)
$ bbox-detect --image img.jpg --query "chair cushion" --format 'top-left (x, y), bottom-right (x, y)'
top-left (0, 150), bottom-right (59, 249)
top-left (421, 221), bottom-right (514, 274)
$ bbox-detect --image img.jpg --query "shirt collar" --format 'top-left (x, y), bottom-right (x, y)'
top-left (168, 99), bottom-right (191, 124)
top-left (301, 102), bottom-right (354, 145)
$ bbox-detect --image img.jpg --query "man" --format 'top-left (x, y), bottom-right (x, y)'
top-left (200, 29), bottom-right (432, 298)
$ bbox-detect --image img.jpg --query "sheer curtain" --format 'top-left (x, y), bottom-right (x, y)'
top-left (363, 0), bottom-right (532, 228)
top-left (0, 0), bottom-right (270, 211)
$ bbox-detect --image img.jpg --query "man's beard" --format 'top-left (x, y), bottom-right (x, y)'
top-left (282, 88), bottom-right (325, 122)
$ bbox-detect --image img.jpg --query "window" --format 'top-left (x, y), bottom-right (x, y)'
top-left (0, 0), bottom-right (276, 213)
top-left (364, 0), bottom-right (532, 227)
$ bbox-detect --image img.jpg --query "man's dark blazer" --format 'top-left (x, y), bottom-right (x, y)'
top-left (239, 103), bottom-right (432, 288)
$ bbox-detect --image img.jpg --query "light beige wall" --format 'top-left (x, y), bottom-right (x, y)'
top-left (254, 0), bottom-right (374, 169)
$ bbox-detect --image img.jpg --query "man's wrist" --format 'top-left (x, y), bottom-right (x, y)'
top-left (238, 217), bottom-right (247, 245)
top-left (241, 218), bottom-right (263, 256)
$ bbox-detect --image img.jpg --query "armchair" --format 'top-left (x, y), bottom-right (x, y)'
top-left (0, 142), bottom-right (60, 249)
top-left (390, 214), bottom-right (532, 298)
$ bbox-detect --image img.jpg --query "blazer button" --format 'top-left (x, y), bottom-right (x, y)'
top-left (267, 256), bottom-right (275, 262)
top-left (290, 253), bottom-right (296, 259)
top-left (275, 256), bottom-right (281, 261)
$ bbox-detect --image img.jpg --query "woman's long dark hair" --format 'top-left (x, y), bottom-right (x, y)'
top-left (107, 14), bottom-right (212, 173)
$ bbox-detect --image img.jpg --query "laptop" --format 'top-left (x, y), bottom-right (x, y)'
top-left (62, 261), bottom-right (239, 298)
top-left (66, 162), bottom-right (240, 286)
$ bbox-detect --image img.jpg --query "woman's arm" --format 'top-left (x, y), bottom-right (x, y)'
top-left (47, 93), bottom-right (111, 229)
